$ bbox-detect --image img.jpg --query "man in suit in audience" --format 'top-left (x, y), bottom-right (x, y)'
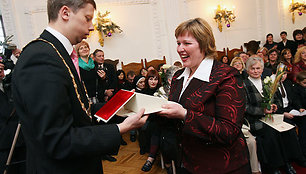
top-left (11, 0), bottom-right (147, 173)
top-left (277, 31), bottom-right (298, 56)
top-left (93, 49), bottom-right (117, 102)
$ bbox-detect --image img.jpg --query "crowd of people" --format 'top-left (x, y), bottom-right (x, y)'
top-left (0, 0), bottom-right (306, 174)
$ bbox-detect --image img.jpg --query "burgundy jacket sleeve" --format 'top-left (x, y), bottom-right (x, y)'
top-left (169, 62), bottom-right (245, 145)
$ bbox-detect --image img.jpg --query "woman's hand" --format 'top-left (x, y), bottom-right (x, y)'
top-left (97, 70), bottom-right (106, 79)
top-left (264, 104), bottom-right (277, 114)
top-left (159, 102), bottom-right (187, 120)
top-left (284, 112), bottom-right (294, 119)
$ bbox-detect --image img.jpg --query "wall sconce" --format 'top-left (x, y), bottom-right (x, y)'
top-left (93, 11), bottom-right (123, 47)
top-left (214, 5), bottom-right (236, 32)
top-left (289, 0), bottom-right (306, 23)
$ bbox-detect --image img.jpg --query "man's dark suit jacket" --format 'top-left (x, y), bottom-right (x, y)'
top-left (12, 30), bottom-right (121, 174)
top-left (168, 60), bottom-right (249, 174)
top-left (277, 40), bottom-right (297, 56)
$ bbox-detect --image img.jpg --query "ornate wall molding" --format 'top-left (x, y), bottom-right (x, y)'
top-left (150, 0), bottom-right (163, 58)
top-left (255, 0), bottom-right (263, 40)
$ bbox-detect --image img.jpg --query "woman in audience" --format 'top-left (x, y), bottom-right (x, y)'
top-left (159, 18), bottom-right (250, 174)
top-left (115, 69), bottom-right (126, 92)
top-left (280, 49), bottom-right (294, 82)
top-left (133, 75), bottom-right (146, 93)
top-left (220, 55), bottom-right (230, 65)
top-left (230, 57), bottom-right (248, 79)
top-left (293, 71), bottom-right (306, 157)
top-left (76, 41), bottom-right (97, 102)
top-left (244, 57), bottom-right (305, 174)
top-left (138, 70), bottom-right (161, 156)
top-left (274, 69), bottom-right (306, 161)
top-left (293, 29), bottom-right (305, 48)
top-left (265, 49), bottom-right (280, 74)
top-left (141, 70), bottom-right (163, 172)
top-left (140, 68), bottom-right (148, 77)
top-left (257, 47), bottom-right (269, 63)
top-left (264, 33), bottom-right (278, 50)
top-left (292, 46), bottom-right (306, 83)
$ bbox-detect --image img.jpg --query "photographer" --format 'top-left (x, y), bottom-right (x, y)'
top-left (0, 61), bottom-right (26, 174)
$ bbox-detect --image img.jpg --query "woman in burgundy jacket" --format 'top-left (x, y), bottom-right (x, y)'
top-left (159, 18), bottom-right (250, 174)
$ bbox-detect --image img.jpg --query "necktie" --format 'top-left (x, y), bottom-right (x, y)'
top-left (70, 49), bottom-right (81, 80)
top-left (280, 82), bottom-right (286, 98)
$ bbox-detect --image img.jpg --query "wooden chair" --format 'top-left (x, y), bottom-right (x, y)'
top-left (104, 59), bottom-right (119, 71)
top-left (145, 56), bottom-right (166, 70)
top-left (121, 59), bottom-right (144, 75)
top-left (226, 46), bottom-right (243, 60)
top-left (217, 48), bottom-right (226, 61)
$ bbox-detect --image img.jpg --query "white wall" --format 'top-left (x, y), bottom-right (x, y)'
top-left (0, 0), bottom-right (305, 68)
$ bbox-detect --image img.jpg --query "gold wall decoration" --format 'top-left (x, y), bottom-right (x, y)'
top-left (289, 0), bottom-right (306, 23)
top-left (93, 11), bottom-right (122, 47)
top-left (214, 5), bottom-right (236, 32)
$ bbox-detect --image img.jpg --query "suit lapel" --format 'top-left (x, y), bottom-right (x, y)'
top-left (172, 78), bottom-right (183, 102)
top-left (39, 30), bottom-right (88, 105)
top-left (179, 78), bottom-right (205, 104)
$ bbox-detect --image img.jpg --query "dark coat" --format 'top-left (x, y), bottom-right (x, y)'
top-left (168, 61), bottom-right (249, 174)
top-left (12, 30), bottom-right (121, 174)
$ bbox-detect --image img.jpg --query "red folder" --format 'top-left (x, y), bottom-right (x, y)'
top-left (94, 89), bottom-right (135, 123)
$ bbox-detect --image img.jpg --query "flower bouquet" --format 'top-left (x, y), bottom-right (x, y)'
top-left (261, 63), bottom-right (287, 120)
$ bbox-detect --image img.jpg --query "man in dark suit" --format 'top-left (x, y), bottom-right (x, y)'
top-left (93, 49), bottom-right (117, 102)
top-left (11, 0), bottom-right (147, 173)
top-left (277, 31), bottom-right (298, 56)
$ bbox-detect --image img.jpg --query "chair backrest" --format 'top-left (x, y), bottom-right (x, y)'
top-left (227, 46), bottom-right (243, 60)
top-left (145, 56), bottom-right (166, 70)
top-left (104, 59), bottom-right (119, 71)
top-left (121, 59), bottom-right (144, 76)
top-left (217, 48), bottom-right (226, 61)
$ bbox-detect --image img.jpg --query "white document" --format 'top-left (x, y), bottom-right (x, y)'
top-left (116, 92), bottom-right (169, 117)
top-left (289, 109), bottom-right (306, 117)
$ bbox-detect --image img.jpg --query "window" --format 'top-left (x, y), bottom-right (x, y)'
top-left (0, 15), bottom-right (5, 54)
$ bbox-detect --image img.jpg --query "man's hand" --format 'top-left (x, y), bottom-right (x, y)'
top-left (97, 70), bottom-right (106, 79)
top-left (117, 108), bottom-right (148, 134)
top-left (105, 89), bottom-right (114, 97)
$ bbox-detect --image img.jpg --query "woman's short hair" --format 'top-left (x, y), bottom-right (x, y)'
top-left (257, 47), bottom-right (268, 55)
top-left (175, 18), bottom-right (217, 59)
top-left (294, 46), bottom-right (306, 64)
top-left (165, 66), bottom-right (180, 85)
top-left (230, 57), bottom-right (245, 70)
top-left (293, 29), bottom-right (303, 41)
top-left (47, 0), bottom-right (96, 22)
top-left (280, 48), bottom-right (292, 62)
top-left (245, 56), bottom-right (264, 71)
top-left (75, 40), bottom-right (90, 57)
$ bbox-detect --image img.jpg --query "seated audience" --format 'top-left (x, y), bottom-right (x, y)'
top-left (93, 49), bottom-right (117, 102)
top-left (140, 70), bottom-right (162, 172)
top-left (230, 57), bottom-right (248, 79)
top-left (293, 71), bottom-right (306, 156)
top-left (257, 47), bottom-right (269, 63)
top-left (263, 33), bottom-right (278, 50)
top-left (76, 41), bottom-right (97, 102)
top-left (124, 70), bottom-right (136, 90)
top-left (277, 31), bottom-right (297, 56)
top-left (173, 61), bottom-right (182, 68)
top-left (139, 68), bottom-right (148, 77)
top-left (237, 51), bottom-right (249, 64)
top-left (292, 46), bottom-right (306, 83)
top-left (220, 55), bottom-right (230, 65)
top-left (115, 69), bottom-right (126, 92)
top-left (274, 69), bottom-right (306, 161)
top-left (265, 49), bottom-right (280, 74)
top-left (244, 57), bottom-right (305, 174)
top-left (293, 29), bottom-right (305, 48)
top-left (280, 49), bottom-right (294, 82)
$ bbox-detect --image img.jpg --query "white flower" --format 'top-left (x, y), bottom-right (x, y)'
top-left (264, 76), bottom-right (271, 84)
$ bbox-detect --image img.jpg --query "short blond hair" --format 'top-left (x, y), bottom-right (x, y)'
top-left (230, 57), bottom-right (245, 71)
top-left (75, 40), bottom-right (90, 57)
top-left (175, 18), bottom-right (217, 59)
